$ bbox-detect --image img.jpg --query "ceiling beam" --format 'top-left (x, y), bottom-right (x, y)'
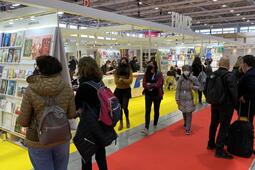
top-left (92, 0), bottom-right (136, 8)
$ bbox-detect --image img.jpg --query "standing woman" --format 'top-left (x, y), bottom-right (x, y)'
top-left (17, 55), bottom-right (76, 170)
top-left (142, 61), bottom-right (164, 135)
top-left (192, 56), bottom-right (205, 103)
top-left (75, 57), bottom-right (108, 170)
top-left (114, 57), bottom-right (133, 130)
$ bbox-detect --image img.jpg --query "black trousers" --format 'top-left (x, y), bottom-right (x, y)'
top-left (82, 147), bottom-right (107, 170)
top-left (114, 88), bottom-right (131, 120)
top-left (208, 104), bottom-right (234, 150)
top-left (145, 95), bottom-right (162, 129)
top-left (198, 90), bottom-right (203, 103)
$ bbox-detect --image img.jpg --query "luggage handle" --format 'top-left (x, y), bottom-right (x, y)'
top-left (238, 100), bottom-right (251, 121)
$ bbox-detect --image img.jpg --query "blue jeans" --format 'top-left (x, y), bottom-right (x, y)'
top-left (28, 142), bottom-right (70, 170)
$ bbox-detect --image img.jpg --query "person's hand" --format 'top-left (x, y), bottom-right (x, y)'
top-left (240, 96), bottom-right (245, 103)
top-left (147, 83), bottom-right (151, 86)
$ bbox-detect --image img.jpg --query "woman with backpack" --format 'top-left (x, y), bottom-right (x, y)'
top-left (192, 56), bottom-right (205, 103)
top-left (75, 57), bottom-right (113, 170)
top-left (142, 61), bottom-right (164, 135)
top-left (17, 55), bottom-right (76, 170)
top-left (176, 65), bottom-right (200, 135)
top-left (114, 57), bottom-right (133, 131)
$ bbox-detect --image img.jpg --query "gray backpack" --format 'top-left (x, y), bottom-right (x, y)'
top-left (37, 96), bottom-right (70, 145)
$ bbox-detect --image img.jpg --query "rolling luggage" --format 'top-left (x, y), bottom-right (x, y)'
top-left (227, 102), bottom-right (254, 158)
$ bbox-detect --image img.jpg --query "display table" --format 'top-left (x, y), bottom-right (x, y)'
top-left (103, 72), bottom-right (144, 98)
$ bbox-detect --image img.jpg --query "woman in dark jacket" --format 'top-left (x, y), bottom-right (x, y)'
top-left (142, 61), bottom-right (164, 135)
top-left (192, 57), bottom-right (205, 103)
top-left (75, 57), bottom-right (108, 170)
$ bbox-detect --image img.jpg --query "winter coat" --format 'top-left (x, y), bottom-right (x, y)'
top-left (143, 71), bottom-right (164, 99)
top-left (175, 74), bottom-right (200, 113)
top-left (17, 74), bottom-right (76, 148)
top-left (114, 71), bottom-right (133, 89)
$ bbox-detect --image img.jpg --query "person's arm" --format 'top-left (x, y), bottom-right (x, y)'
top-left (151, 72), bottom-right (164, 89)
top-left (122, 72), bottom-right (133, 85)
top-left (114, 72), bottom-right (121, 86)
top-left (17, 88), bottom-right (33, 127)
top-left (191, 76), bottom-right (200, 91)
top-left (226, 73), bottom-right (238, 104)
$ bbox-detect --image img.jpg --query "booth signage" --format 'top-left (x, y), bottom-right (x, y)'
top-left (170, 12), bottom-right (192, 30)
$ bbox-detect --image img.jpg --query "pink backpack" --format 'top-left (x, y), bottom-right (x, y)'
top-left (83, 81), bottom-right (121, 127)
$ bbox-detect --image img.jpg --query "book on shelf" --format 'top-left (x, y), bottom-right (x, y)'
top-left (0, 80), bottom-right (8, 94)
top-left (17, 69), bottom-right (26, 79)
top-left (8, 68), bottom-right (15, 79)
top-left (7, 48), bottom-right (14, 63)
top-left (23, 39), bottom-right (33, 58)
top-left (0, 66), bottom-right (3, 77)
top-left (3, 33), bottom-right (11, 47)
top-left (0, 33), bottom-right (3, 47)
top-left (15, 31), bottom-right (25, 47)
top-left (10, 33), bottom-right (17, 47)
top-left (0, 49), bottom-right (3, 62)
top-left (13, 49), bottom-right (21, 63)
top-left (6, 80), bottom-right (16, 96)
top-left (2, 111), bottom-right (14, 131)
top-left (2, 49), bottom-right (9, 62)
top-left (16, 85), bottom-right (27, 97)
top-left (2, 67), bottom-right (8, 79)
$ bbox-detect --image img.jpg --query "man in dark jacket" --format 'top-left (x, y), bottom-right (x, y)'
top-left (207, 57), bottom-right (238, 159)
top-left (238, 55), bottom-right (255, 123)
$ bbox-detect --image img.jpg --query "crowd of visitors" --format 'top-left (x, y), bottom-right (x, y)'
top-left (16, 54), bottom-right (255, 170)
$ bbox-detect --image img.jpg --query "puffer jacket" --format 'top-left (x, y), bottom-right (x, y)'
top-left (176, 74), bottom-right (200, 113)
top-left (17, 74), bottom-right (76, 148)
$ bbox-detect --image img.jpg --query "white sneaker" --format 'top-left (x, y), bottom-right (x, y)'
top-left (141, 128), bottom-right (149, 136)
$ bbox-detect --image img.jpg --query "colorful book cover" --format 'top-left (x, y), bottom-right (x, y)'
top-left (32, 37), bottom-right (42, 59)
top-left (6, 80), bottom-right (16, 95)
top-left (16, 85), bottom-right (27, 97)
top-left (7, 48), bottom-right (14, 63)
top-left (18, 69), bottom-right (26, 79)
top-left (15, 31), bottom-right (25, 47)
top-left (3, 33), bottom-right (11, 47)
top-left (23, 39), bottom-right (33, 58)
top-left (8, 68), bottom-right (15, 79)
top-left (13, 49), bottom-right (21, 63)
top-left (41, 36), bottom-right (52, 55)
top-left (2, 49), bottom-right (9, 62)
top-left (10, 33), bottom-right (17, 47)
top-left (1, 68), bottom-right (8, 79)
top-left (0, 49), bottom-right (3, 62)
top-left (0, 80), bottom-right (8, 93)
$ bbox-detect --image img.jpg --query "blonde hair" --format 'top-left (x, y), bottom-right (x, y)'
top-left (234, 56), bottom-right (243, 68)
top-left (219, 57), bottom-right (230, 69)
top-left (77, 57), bottom-right (102, 80)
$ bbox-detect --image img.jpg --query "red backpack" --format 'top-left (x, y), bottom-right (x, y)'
top-left (83, 81), bottom-right (121, 127)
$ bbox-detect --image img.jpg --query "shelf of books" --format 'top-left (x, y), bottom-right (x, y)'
top-left (0, 26), bottom-right (56, 139)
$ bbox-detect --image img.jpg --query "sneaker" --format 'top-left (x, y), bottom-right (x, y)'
top-left (215, 150), bottom-right (233, 159)
top-left (207, 144), bottom-right (216, 150)
top-left (141, 128), bottom-right (149, 136)
top-left (185, 130), bottom-right (190, 135)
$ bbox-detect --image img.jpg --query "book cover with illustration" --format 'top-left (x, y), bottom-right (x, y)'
top-left (0, 49), bottom-right (3, 62)
top-left (3, 33), bottom-right (11, 47)
top-left (2, 67), bottom-right (8, 79)
top-left (41, 36), bottom-right (52, 55)
top-left (10, 33), bottom-right (17, 47)
top-left (23, 39), bottom-right (33, 58)
top-left (16, 85), bottom-right (27, 97)
top-left (15, 31), bottom-right (25, 47)
top-left (0, 66), bottom-right (3, 77)
top-left (8, 68), bottom-right (15, 79)
top-left (0, 80), bottom-right (8, 94)
top-left (13, 49), bottom-right (21, 63)
top-left (7, 48), bottom-right (14, 63)
top-left (2, 49), bottom-right (9, 62)
top-left (6, 80), bottom-right (16, 96)
top-left (17, 69), bottom-right (26, 79)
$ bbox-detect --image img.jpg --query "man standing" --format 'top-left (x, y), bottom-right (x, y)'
top-left (207, 57), bottom-right (238, 159)
top-left (238, 55), bottom-right (255, 123)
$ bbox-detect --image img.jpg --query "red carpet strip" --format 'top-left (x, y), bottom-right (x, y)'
top-left (94, 107), bottom-right (254, 170)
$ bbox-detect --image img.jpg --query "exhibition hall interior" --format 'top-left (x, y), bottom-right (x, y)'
top-left (0, 0), bottom-right (255, 169)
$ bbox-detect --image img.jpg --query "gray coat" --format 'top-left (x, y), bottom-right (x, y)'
top-left (175, 74), bottom-right (200, 113)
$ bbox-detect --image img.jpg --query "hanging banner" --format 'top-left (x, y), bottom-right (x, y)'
top-left (170, 12), bottom-right (192, 30)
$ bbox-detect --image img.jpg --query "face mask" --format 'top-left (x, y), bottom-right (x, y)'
top-left (183, 71), bottom-right (190, 76)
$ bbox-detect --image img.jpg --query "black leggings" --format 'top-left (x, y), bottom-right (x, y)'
top-left (82, 147), bottom-right (107, 170)
top-left (114, 88), bottom-right (131, 120)
top-left (145, 95), bottom-right (162, 129)
top-left (198, 90), bottom-right (203, 103)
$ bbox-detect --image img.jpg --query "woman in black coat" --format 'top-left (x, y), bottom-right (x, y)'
top-left (192, 57), bottom-right (205, 103)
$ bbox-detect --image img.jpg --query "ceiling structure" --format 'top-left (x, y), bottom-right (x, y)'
top-left (62, 0), bottom-right (255, 30)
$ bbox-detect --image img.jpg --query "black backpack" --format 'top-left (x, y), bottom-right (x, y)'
top-left (205, 72), bottom-right (228, 105)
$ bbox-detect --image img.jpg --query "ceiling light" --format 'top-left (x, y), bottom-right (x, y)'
top-left (212, 0), bottom-right (217, 2)
top-left (138, 1), bottom-right (142, 5)
top-left (168, 11), bottom-right (171, 14)
top-left (222, 4), bottom-right (227, 8)
top-left (89, 35), bottom-right (95, 39)
top-left (204, 23), bottom-right (207, 26)
top-left (197, 21), bottom-right (201, 24)
top-left (155, 7), bottom-right (159, 10)
top-left (12, 3), bottom-right (20, 7)
top-left (242, 17), bottom-right (246, 20)
top-left (230, 10), bottom-right (234, 13)
top-left (57, 11), bottom-right (64, 15)
top-left (97, 36), bottom-right (104, 40)
top-left (80, 34), bottom-right (88, 38)
top-left (252, 22), bottom-right (254, 25)
top-left (9, 22), bottom-right (14, 25)
top-left (247, 20), bottom-right (250, 22)
top-left (10, 6), bottom-right (15, 9)
top-left (70, 34), bottom-right (78, 37)
top-left (236, 14), bottom-right (240, 16)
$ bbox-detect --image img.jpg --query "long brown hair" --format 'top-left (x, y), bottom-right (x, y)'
top-left (77, 57), bottom-right (102, 80)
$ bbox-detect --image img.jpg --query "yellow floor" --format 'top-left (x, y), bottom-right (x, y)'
top-left (0, 90), bottom-right (178, 170)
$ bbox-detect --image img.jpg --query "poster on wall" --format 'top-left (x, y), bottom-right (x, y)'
top-left (23, 39), bottom-right (32, 58)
